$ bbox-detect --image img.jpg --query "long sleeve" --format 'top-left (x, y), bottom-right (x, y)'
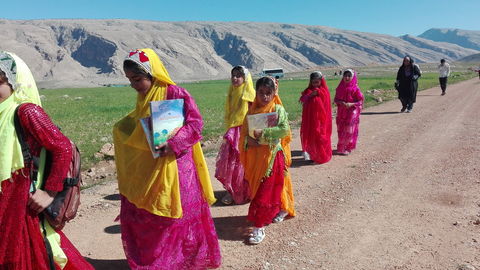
top-left (166, 85), bottom-right (203, 156)
top-left (261, 105), bottom-right (290, 143)
top-left (19, 103), bottom-right (72, 192)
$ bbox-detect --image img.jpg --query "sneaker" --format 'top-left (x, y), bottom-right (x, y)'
top-left (406, 109), bottom-right (412, 113)
top-left (221, 193), bottom-right (233, 205)
top-left (303, 152), bottom-right (311, 161)
top-left (248, 227), bottom-right (265, 245)
top-left (272, 210), bottom-right (288, 223)
top-left (441, 92), bottom-right (446, 96)
top-left (400, 106), bottom-right (407, 112)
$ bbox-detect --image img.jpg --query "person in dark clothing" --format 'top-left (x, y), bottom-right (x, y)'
top-left (395, 56), bottom-right (421, 113)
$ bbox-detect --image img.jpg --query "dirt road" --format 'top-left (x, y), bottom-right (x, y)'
top-left (64, 78), bottom-right (480, 270)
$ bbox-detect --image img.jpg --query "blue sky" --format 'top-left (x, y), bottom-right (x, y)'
top-left (2, 0), bottom-right (477, 36)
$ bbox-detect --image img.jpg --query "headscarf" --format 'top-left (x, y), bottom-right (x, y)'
top-left (224, 66), bottom-right (255, 129)
top-left (334, 69), bottom-right (361, 102)
top-left (113, 48), bottom-right (214, 218)
top-left (0, 51), bottom-right (41, 186)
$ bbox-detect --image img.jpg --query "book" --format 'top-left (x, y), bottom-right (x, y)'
top-left (246, 112), bottom-right (278, 145)
top-left (140, 116), bottom-right (159, 158)
top-left (150, 99), bottom-right (185, 148)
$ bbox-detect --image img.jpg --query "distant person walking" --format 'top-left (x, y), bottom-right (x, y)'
top-left (113, 48), bottom-right (221, 269)
top-left (215, 66), bottom-right (255, 205)
top-left (395, 56), bottom-right (422, 113)
top-left (334, 69), bottom-right (364, 156)
top-left (299, 71), bottom-right (332, 163)
top-left (438, 59), bottom-right (450, 95)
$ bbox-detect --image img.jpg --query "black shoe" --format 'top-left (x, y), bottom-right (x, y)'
top-left (401, 106), bottom-right (407, 112)
top-left (441, 92), bottom-right (446, 96)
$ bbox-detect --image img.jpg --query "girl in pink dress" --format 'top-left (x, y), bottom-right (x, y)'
top-left (215, 66), bottom-right (255, 205)
top-left (113, 49), bottom-right (221, 269)
top-left (334, 69), bottom-right (364, 155)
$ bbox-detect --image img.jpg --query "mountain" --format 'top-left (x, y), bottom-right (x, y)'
top-left (419, 28), bottom-right (480, 51)
top-left (1, 19), bottom-right (478, 88)
top-left (458, 53), bottom-right (480, 63)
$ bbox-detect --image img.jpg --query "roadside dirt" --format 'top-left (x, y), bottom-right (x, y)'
top-left (64, 78), bottom-right (480, 270)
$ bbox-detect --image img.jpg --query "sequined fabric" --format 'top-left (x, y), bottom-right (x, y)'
top-left (120, 85), bottom-right (221, 270)
top-left (0, 103), bottom-right (93, 270)
top-left (215, 126), bottom-right (250, 204)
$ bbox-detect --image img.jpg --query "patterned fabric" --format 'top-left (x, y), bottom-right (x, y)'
top-left (239, 79), bottom-right (295, 218)
top-left (117, 69), bottom-right (221, 268)
top-left (0, 103), bottom-right (92, 270)
top-left (120, 85), bottom-right (221, 269)
top-left (113, 49), bottom-right (214, 218)
top-left (247, 151), bottom-right (285, 227)
top-left (299, 76), bottom-right (332, 164)
top-left (334, 70), bottom-right (364, 154)
top-left (0, 51), bottom-right (41, 186)
top-left (215, 126), bottom-right (250, 204)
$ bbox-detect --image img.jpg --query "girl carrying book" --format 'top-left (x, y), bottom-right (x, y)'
top-left (239, 77), bottom-right (295, 245)
top-left (215, 66), bottom-right (255, 205)
top-left (0, 51), bottom-right (93, 269)
top-left (112, 48), bottom-right (221, 269)
top-left (299, 71), bottom-right (332, 164)
top-left (334, 69), bottom-right (364, 155)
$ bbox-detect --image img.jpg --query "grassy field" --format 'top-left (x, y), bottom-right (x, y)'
top-left (39, 65), bottom-right (477, 169)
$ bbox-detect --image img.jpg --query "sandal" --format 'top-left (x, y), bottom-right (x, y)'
top-left (221, 193), bottom-right (233, 205)
top-left (272, 210), bottom-right (288, 223)
top-left (248, 227), bottom-right (265, 245)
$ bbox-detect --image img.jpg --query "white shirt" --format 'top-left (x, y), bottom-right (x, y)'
top-left (438, 63), bottom-right (450, 78)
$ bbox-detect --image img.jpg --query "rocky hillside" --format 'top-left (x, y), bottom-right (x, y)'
top-left (1, 19), bottom-right (478, 88)
top-left (419, 28), bottom-right (480, 51)
top-left (458, 53), bottom-right (480, 63)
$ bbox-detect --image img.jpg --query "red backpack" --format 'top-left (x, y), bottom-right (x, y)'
top-left (14, 106), bottom-right (82, 230)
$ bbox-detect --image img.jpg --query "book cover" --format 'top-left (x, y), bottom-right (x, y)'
top-left (140, 116), bottom-right (159, 158)
top-left (150, 99), bottom-right (185, 148)
top-left (247, 112), bottom-right (278, 144)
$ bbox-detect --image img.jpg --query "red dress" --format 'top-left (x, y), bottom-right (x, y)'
top-left (0, 103), bottom-right (93, 270)
top-left (299, 77), bottom-right (332, 164)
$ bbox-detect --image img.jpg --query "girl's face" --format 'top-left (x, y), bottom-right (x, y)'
top-left (310, 78), bottom-right (322, 88)
top-left (231, 70), bottom-right (245, 87)
top-left (125, 70), bottom-right (152, 96)
top-left (342, 72), bottom-right (353, 83)
top-left (256, 85), bottom-right (275, 107)
top-left (403, 57), bottom-right (411, 66)
top-left (0, 78), bottom-right (13, 103)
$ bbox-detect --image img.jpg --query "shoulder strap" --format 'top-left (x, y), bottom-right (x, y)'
top-left (13, 106), bottom-right (32, 163)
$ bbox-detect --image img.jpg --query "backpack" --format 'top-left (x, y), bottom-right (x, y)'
top-left (14, 106), bottom-right (82, 230)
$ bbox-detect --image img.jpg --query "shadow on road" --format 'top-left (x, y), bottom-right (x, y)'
top-left (213, 215), bottom-right (250, 242)
top-left (104, 193), bottom-right (121, 201)
top-left (86, 258), bottom-right (129, 270)
top-left (361, 111), bottom-right (401, 115)
top-left (104, 224), bottom-right (121, 234)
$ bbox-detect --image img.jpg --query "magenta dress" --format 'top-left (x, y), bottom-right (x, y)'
top-left (120, 85), bottom-right (221, 269)
top-left (334, 72), bottom-right (364, 154)
top-left (215, 126), bottom-right (250, 204)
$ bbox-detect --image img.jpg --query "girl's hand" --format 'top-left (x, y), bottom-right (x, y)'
top-left (155, 143), bottom-right (174, 157)
top-left (253, 129), bottom-right (263, 139)
top-left (28, 190), bottom-right (57, 214)
top-left (310, 90), bottom-right (318, 97)
top-left (247, 136), bottom-right (260, 147)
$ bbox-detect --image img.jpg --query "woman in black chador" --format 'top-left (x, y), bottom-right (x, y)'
top-left (395, 56), bottom-right (421, 113)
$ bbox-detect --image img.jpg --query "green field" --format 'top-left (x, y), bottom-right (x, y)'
top-left (39, 66), bottom-right (477, 169)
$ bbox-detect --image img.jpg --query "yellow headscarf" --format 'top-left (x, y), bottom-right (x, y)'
top-left (113, 48), bottom-right (215, 218)
top-left (239, 77), bottom-right (295, 216)
top-left (0, 51), bottom-right (41, 186)
top-left (224, 66), bottom-right (255, 129)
